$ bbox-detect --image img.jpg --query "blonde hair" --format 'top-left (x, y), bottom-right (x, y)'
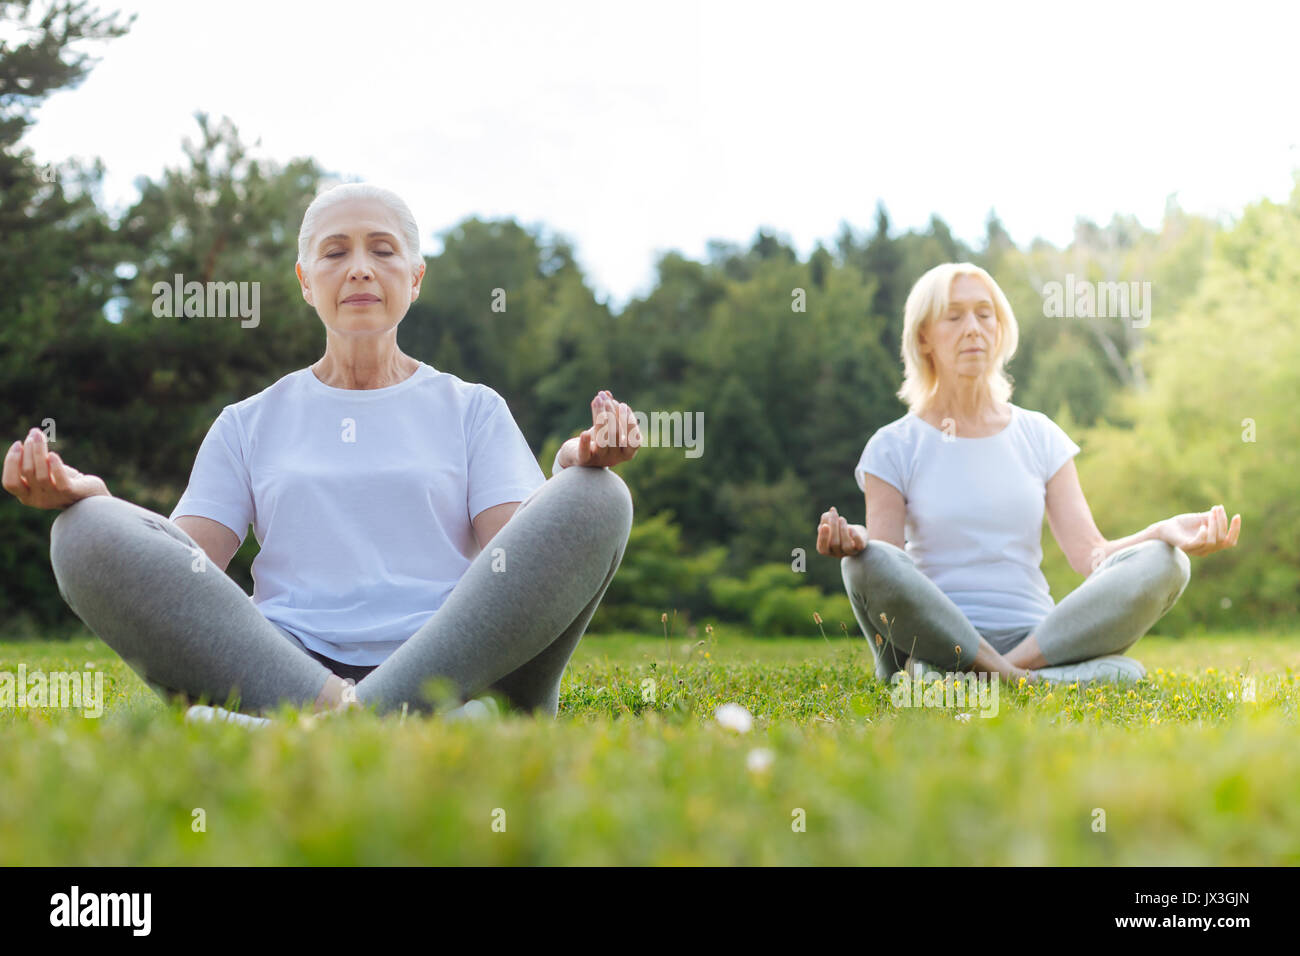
top-left (296, 182), bottom-right (423, 273)
top-left (896, 262), bottom-right (1018, 415)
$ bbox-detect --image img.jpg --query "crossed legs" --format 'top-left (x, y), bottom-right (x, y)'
top-left (48, 465), bottom-right (633, 717)
top-left (841, 539), bottom-right (1191, 681)
top-left (353, 465), bottom-right (633, 716)
top-left (1004, 539), bottom-right (1191, 669)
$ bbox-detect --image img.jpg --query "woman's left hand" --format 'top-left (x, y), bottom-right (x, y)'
top-left (572, 390), bottom-right (642, 468)
top-left (1157, 504), bottom-right (1241, 556)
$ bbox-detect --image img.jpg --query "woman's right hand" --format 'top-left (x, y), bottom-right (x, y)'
top-left (3, 428), bottom-right (110, 510)
top-left (816, 505), bottom-right (867, 557)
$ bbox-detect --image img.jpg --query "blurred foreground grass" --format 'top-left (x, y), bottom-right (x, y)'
top-left (1, 627), bottom-right (1296, 864)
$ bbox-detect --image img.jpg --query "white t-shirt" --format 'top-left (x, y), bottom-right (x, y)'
top-left (853, 403), bottom-right (1081, 631)
top-left (169, 362), bottom-right (547, 665)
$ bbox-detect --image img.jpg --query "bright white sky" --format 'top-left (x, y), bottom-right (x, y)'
top-left (19, 0), bottom-right (1300, 309)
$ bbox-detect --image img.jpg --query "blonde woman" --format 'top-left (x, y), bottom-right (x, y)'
top-left (817, 263), bottom-right (1240, 685)
top-left (4, 183), bottom-right (638, 722)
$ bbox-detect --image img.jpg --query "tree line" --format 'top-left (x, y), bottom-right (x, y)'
top-left (3, 1), bottom-right (1292, 638)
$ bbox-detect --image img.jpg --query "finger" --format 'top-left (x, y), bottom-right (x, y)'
top-left (1205, 512), bottom-right (1221, 548)
top-left (620, 403), bottom-right (634, 447)
top-left (1216, 505), bottom-right (1228, 539)
top-left (816, 520), bottom-right (830, 554)
top-left (1227, 514), bottom-right (1241, 547)
top-left (578, 429), bottom-right (593, 464)
top-left (21, 431), bottom-right (39, 482)
top-left (2, 441), bottom-right (25, 495)
top-left (32, 431), bottom-right (50, 484)
top-left (613, 402), bottom-right (629, 446)
top-left (840, 516), bottom-right (856, 552)
top-left (50, 452), bottom-right (78, 493)
top-left (840, 516), bottom-right (857, 547)
top-left (622, 402), bottom-right (642, 447)
top-left (598, 398), bottom-right (616, 447)
top-left (849, 524), bottom-right (866, 551)
top-left (828, 513), bottom-right (842, 552)
top-left (1192, 522), bottom-right (1210, 555)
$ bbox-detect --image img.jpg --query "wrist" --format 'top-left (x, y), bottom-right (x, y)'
top-left (554, 438), bottom-right (577, 474)
top-left (78, 483), bottom-right (112, 505)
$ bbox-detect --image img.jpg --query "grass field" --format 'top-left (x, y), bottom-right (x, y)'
top-left (1, 626), bottom-right (1297, 865)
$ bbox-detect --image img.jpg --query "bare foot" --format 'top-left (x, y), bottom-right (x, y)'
top-left (312, 675), bottom-right (360, 714)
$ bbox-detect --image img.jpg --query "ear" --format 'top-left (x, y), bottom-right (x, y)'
top-left (295, 262), bottom-right (313, 305)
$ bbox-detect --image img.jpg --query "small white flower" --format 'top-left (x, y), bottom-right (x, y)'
top-left (1227, 691), bottom-right (1234, 700)
top-left (955, 712), bottom-right (972, 723)
top-left (746, 747), bottom-right (774, 774)
top-left (714, 702), bottom-right (753, 733)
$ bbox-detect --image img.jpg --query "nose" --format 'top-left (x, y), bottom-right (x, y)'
top-left (347, 253), bottom-right (375, 281)
top-left (956, 314), bottom-right (980, 342)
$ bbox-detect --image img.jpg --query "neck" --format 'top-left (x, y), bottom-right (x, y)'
top-left (922, 379), bottom-right (1000, 423)
top-left (313, 338), bottom-right (417, 390)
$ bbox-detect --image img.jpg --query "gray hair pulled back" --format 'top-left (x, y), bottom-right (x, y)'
top-left (297, 182), bottom-right (423, 272)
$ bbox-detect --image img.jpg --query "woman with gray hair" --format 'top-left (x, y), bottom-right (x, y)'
top-left (4, 183), bottom-right (640, 722)
top-left (817, 263), bottom-right (1240, 685)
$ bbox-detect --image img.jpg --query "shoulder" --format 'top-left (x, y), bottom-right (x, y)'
top-left (426, 372), bottom-right (517, 430)
top-left (856, 412), bottom-right (918, 492)
top-left (1010, 403), bottom-right (1080, 478)
top-left (402, 368), bottom-right (511, 432)
top-left (865, 412), bottom-right (921, 452)
top-left (456, 375), bottom-right (508, 412)
top-left (1012, 403), bottom-right (1072, 441)
top-left (223, 368), bottom-right (315, 419)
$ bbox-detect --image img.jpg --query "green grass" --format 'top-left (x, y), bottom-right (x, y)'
top-left (1, 626), bottom-right (1297, 864)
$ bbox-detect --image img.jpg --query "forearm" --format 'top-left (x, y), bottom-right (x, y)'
top-left (1090, 521), bottom-right (1162, 571)
top-left (60, 486), bottom-right (112, 509)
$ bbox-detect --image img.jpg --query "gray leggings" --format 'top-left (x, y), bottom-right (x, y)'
top-left (841, 539), bottom-right (1192, 678)
top-left (48, 465), bottom-right (633, 716)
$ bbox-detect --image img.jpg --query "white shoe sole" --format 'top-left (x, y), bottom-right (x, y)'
top-left (1035, 655), bottom-right (1146, 685)
top-left (185, 704), bottom-right (272, 728)
top-left (443, 696), bottom-right (501, 723)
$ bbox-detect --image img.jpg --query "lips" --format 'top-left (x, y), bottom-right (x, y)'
top-left (342, 294), bottom-right (380, 304)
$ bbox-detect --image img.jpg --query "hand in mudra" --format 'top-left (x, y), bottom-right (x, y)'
top-left (1159, 504), bottom-right (1241, 557)
top-left (3, 428), bottom-right (109, 510)
top-left (574, 390), bottom-right (642, 468)
top-left (816, 505), bottom-right (867, 557)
